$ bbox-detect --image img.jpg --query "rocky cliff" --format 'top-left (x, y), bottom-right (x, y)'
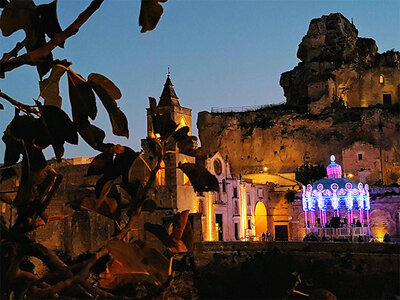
top-left (197, 106), bottom-right (400, 179)
top-left (197, 13), bottom-right (400, 182)
top-left (280, 13), bottom-right (400, 113)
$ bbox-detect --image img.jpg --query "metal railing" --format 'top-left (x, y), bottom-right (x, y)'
top-left (211, 102), bottom-right (285, 113)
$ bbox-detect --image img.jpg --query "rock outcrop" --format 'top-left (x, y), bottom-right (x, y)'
top-left (197, 106), bottom-right (400, 184)
top-left (280, 13), bottom-right (400, 113)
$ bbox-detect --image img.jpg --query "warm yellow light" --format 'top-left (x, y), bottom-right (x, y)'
top-left (208, 193), bottom-right (213, 241)
top-left (156, 160), bottom-right (165, 186)
top-left (379, 75), bottom-right (384, 84)
top-left (347, 173), bottom-right (354, 179)
top-left (155, 133), bottom-right (161, 139)
top-left (263, 166), bottom-right (268, 172)
top-left (240, 183), bottom-right (247, 240)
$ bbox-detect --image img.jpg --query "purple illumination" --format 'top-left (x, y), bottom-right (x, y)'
top-left (301, 156), bottom-right (371, 230)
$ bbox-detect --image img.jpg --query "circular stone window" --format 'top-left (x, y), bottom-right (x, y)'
top-left (214, 159), bottom-right (222, 175)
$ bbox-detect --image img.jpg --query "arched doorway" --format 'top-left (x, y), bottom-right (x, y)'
top-left (255, 202), bottom-right (267, 240)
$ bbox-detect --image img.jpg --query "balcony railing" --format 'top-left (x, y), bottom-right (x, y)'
top-left (306, 227), bottom-right (369, 241)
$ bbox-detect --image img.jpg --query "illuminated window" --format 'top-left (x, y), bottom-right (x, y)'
top-left (2, 203), bottom-right (6, 213)
top-left (379, 75), bottom-right (384, 84)
top-left (156, 160), bottom-right (165, 186)
top-left (182, 159), bottom-right (190, 185)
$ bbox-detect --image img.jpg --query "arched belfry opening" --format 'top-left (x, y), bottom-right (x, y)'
top-left (254, 201), bottom-right (268, 239)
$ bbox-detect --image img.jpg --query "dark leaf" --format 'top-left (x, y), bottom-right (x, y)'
top-left (2, 131), bottom-right (21, 166)
top-left (39, 64), bottom-right (67, 108)
top-left (34, 214), bottom-right (68, 227)
top-left (0, 167), bottom-right (17, 183)
top-left (114, 146), bottom-right (139, 185)
top-left (79, 122), bottom-right (113, 152)
top-left (0, 1), bottom-right (8, 9)
top-left (177, 136), bottom-right (197, 156)
top-left (171, 210), bottom-right (189, 241)
top-left (86, 153), bottom-right (113, 176)
top-left (36, 104), bottom-right (77, 161)
top-left (153, 113), bottom-right (177, 140)
top-left (67, 70), bottom-right (97, 126)
top-left (88, 73), bottom-right (129, 138)
top-left (95, 176), bottom-right (115, 199)
top-left (8, 114), bottom-right (38, 142)
top-left (179, 162), bottom-right (219, 193)
top-left (181, 220), bottom-right (194, 251)
top-left (142, 199), bottom-right (156, 212)
top-left (37, 0), bottom-right (63, 46)
top-left (172, 126), bottom-right (189, 142)
top-left (25, 143), bottom-right (47, 172)
top-left (0, 0), bottom-right (53, 78)
top-left (0, 0), bottom-right (36, 37)
top-left (144, 137), bottom-right (160, 156)
top-left (39, 105), bottom-right (78, 145)
top-left (144, 223), bottom-right (174, 247)
top-left (139, 0), bottom-right (167, 33)
top-left (122, 179), bottom-right (145, 209)
top-left (13, 143), bottom-right (36, 207)
top-left (100, 240), bottom-right (169, 289)
top-left (81, 192), bottom-right (120, 220)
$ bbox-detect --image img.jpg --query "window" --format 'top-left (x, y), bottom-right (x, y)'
top-left (234, 200), bottom-right (239, 215)
top-left (233, 187), bottom-right (238, 198)
top-left (214, 159), bottom-right (222, 175)
top-left (383, 94), bottom-right (392, 106)
top-left (257, 187), bottom-right (263, 198)
top-left (156, 160), bottom-right (165, 185)
top-left (379, 75), bottom-right (384, 84)
top-left (358, 153), bottom-right (363, 161)
top-left (222, 179), bottom-right (226, 193)
top-left (234, 223), bottom-right (239, 240)
top-left (248, 219), bottom-right (251, 229)
top-left (247, 193), bottom-right (251, 206)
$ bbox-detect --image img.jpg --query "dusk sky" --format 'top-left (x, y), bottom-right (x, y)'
top-left (0, 0), bottom-right (399, 161)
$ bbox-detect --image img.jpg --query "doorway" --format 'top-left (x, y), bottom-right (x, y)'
top-left (216, 214), bottom-right (223, 241)
top-left (255, 202), bottom-right (268, 240)
top-left (274, 225), bottom-right (288, 241)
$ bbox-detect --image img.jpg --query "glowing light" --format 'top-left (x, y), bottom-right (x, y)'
top-left (155, 133), bottom-right (161, 139)
top-left (240, 183), bottom-right (247, 240)
top-left (207, 193), bottom-right (213, 241)
top-left (379, 75), bottom-right (384, 84)
top-left (347, 173), bottom-right (354, 179)
top-left (263, 166), bottom-right (268, 172)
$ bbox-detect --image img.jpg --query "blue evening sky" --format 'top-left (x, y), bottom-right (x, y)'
top-left (0, 0), bottom-right (399, 161)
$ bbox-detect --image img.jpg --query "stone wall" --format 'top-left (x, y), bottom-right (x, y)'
top-left (197, 107), bottom-right (400, 181)
top-left (193, 241), bottom-right (400, 299)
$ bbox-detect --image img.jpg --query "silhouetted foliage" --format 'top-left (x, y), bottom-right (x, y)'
top-left (295, 162), bottom-right (326, 185)
top-left (0, 1), bottom-right (218, 298)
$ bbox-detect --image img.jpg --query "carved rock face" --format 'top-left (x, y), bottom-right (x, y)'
top-left (280, 13), bottom-right (399, 111)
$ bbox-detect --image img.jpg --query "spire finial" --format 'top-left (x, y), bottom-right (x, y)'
top-left (167, 67), bottom-right (170, 78)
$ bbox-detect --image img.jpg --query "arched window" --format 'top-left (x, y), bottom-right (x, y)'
top-left (183, 159), bottom-right (190, 185)
top-left (379, 75), bottom-right (384, 84)
top-left (156, 160), bottom-right (165, 186)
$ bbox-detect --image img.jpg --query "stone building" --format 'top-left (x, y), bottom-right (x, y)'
top-left (197, 13), bottom-right (400, 185)
top-left (280, 13), bottom-right (400, 114)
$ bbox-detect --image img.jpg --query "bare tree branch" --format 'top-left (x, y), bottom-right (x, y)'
top-left (0, 0), bottom-right (104, 76)
top-left (0, 90), bottom-right (38, 115)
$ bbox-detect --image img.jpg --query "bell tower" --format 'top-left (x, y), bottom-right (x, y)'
top-left (143, 74), bottom-right (197, 212)
top-left (146, 74), bottom-right (192, 139)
